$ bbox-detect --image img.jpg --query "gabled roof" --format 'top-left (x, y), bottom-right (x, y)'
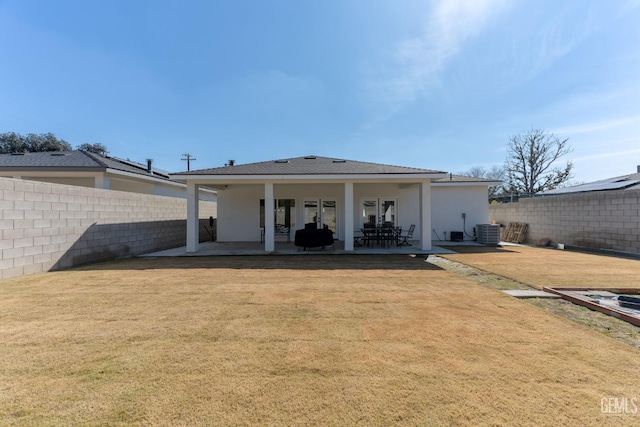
top-left (541, 172), bottom-right (640, 195)
top-left (0, 150), bottom-right (171, 180)
top-left (172, 155), bottom-right (446, 176)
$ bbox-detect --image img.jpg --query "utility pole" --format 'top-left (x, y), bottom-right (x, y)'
top-left (181, 153), bottom-right (196, 171)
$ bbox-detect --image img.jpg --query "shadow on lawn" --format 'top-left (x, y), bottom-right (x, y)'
top-left (75, 254), bottom-right (445, 272)
top-left (439, 245), bottom-right (518, 254)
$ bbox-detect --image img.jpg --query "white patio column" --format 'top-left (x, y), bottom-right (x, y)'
top-left (264, 182), bottom-right (275, 252)
top-left (186, 182), bottom-right (200, 253)
top-left (344, 182), bottom-right (354, 251)
top-left (419, 180), bottom-right (432, 251)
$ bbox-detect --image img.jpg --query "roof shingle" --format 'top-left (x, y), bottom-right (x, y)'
top-left (0, 151), bottom-right (99, 167)
top-left (0, 151), bottom-right (170, 179)
top-left (173, 155), bottom-right (446, 176)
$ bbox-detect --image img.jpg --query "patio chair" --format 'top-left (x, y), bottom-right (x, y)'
top-left (361, 227), bottom-right (374, 247)
top-left (398, 224), bottom-right (415, 246)
top-left (379, 222), bottom-right (395, 247)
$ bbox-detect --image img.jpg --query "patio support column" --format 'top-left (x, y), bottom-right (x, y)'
top-left (419, 180), bottom-right (432, 251)
top-left (264, 182), bottom-right (275, 252)
top-left (186, 182), bottom-right (200, 253)
top-left (344, 182), bottom-right (354, 251)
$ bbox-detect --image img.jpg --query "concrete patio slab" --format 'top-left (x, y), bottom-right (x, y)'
top-left (141, 240), bottom-right (484, 257)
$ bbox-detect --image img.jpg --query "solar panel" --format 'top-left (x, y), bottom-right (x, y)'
top-left (543, 179), bottom-right (640, 195)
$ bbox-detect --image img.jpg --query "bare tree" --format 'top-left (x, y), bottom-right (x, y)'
top-left (505, 128), bottom-right (573, 195)
top-left (459, 165), bottom-right (505, 198)
top-left (462, 166), bottom-right (489, 178)
top-left (460, 165), bottom-right (505, 180)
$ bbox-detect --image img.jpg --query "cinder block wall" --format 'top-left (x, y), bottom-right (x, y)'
top-left (1, 177), bottom-right (217, 280)
top-left (489, 189), bottom-right (640, 255)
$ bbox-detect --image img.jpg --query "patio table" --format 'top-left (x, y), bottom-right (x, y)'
top-left (361, 227), bottom-right (401, 248)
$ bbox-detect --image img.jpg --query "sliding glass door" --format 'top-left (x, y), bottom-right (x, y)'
top-left (361, 198), bottom-right (397, 227)
top-left (260, 199), bottom-right (296, 232)
top-left (380, 199), bottom-right (396, 225)
top-left (304, 198), bottom-right (337, 237)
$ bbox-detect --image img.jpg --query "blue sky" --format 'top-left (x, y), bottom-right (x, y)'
top-left (1, 0), bottom-right (639, 182)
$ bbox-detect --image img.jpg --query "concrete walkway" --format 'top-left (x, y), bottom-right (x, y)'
top-left (503, 290), bottom-right (561, 299)
top-left (142, 240), bottom-right (484, 257)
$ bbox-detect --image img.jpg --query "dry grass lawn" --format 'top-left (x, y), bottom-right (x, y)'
top-left (440, 245), bottom-right (640, 289)
top-left (1, 255), bottom-right (639, 426)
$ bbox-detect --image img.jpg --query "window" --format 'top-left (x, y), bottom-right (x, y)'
top-left (260, 199), bottom-right (296, 232)
top-left (362, 200), bottom-right (378, 227)
top-left (361, 199), bottom-right (397, 227)
top-left (380, 200), bottom-right (396, 224)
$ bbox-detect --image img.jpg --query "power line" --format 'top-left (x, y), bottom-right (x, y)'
top-left (181, 153), bottom-right (196, 171)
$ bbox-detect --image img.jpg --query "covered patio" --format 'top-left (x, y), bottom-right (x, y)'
top-left (171, 156), bottom-right (449, 255)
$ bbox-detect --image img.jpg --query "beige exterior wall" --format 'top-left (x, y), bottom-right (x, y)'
top-left (0, 177), bottom-right (217, 280)
top-left (22, 176), bottom-right (97, 187)
top-left (489, 189), bottom-right (640, 255)
top-left (0, 172), bottom-right (218, 202)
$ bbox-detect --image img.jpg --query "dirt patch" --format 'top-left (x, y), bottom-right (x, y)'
top-left (439, 245), bottom-right (640, 289)
top-left (1, 254), bottom-right (639, 426)
top-left (427, 255), bottom-right (529, 290)
top-left (435, 246), bottom-right (640, 350)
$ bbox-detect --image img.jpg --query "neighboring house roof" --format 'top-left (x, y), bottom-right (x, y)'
top-left (172, 155), bottom-right (447, 177)
top-left (85, 152), bottom-right (172, 179)
top-left (0, 150), bottom-right (99, 168)
top-left (0, 150), bottom-right (171, 180)
top-left (541, 172), bottom-right (640, 195)
top-left (433, 173), bottom-right (502, 186)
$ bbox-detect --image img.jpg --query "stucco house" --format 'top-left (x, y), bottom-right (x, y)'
top-left (171, 155), bottom-right (499, 253)
top-left (0, 150), bottom-right (216, 202)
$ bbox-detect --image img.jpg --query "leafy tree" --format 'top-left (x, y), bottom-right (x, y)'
top-left (77, 142), bottom-right (108, 156)
top-left (0, 132), bottom-right (72, 153)
top-left (26, 133), bottom-right (72, 152)
top-left (459, 165), bottom-right (505, 198)
top-left (505, 128), bottom-right (573, 195)
top-left (0, 132), bottom-right (23, 153)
